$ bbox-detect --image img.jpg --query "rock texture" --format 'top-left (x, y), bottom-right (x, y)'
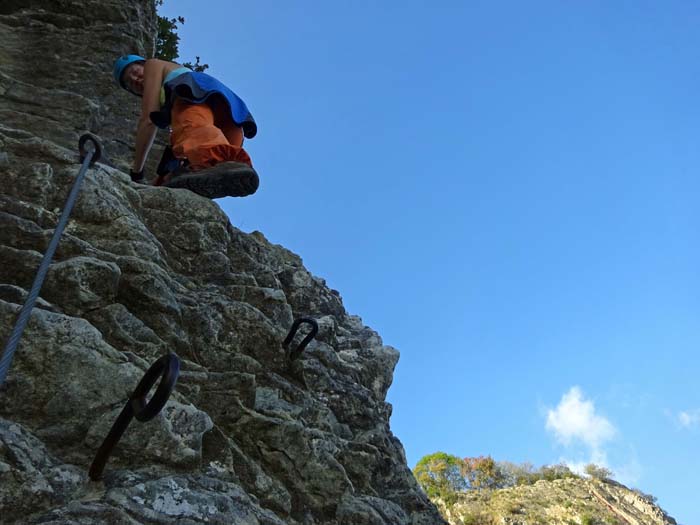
top-left (0, 1), bottom-right (446, 524)
top-left (439, 478), bottom-right (677, 525)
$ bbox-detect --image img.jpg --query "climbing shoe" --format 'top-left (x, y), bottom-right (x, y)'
top-left (164, 162), bottom-right (259, 199)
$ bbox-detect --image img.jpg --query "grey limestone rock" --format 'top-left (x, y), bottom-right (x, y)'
top-left (0, 1), bottom-right (446, 524)
top-left (0, 418), bottom-right (86, 519)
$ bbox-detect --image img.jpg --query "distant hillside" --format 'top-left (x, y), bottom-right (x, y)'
top-left (435, 477), bottom-right (676, 525)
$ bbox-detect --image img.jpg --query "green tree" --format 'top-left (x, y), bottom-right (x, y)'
top-left (584, 463), bottom-right (613, 481)
top-left (497, 461), bottom-right (537, 486)
top-left (414, 452), bottom-right (466, 505)
top-left (540, 463), bottom-right (577, 481)
top-left (155, 0), bottom-right (209, 71)
top-left (463, 455), bottom-right (506, 489)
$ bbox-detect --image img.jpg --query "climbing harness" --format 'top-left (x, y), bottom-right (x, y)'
top-left (283, 317), bottom-right (319, 361)
top-left (0, 134), bottom-right (102, 386)
top-left (89, 352), bottom-right (180, 480)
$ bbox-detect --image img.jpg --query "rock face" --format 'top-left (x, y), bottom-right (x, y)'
top-left (0, 2), bottom-right (446, 524)
top-left (440, 478), bottom-right (677, 525)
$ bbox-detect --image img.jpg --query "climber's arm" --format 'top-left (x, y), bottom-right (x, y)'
top-left (131, 60), bottom-right (162, 173)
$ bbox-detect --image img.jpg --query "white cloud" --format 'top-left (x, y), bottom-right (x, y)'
top-left (545, 387), bottom-right (641, 486)
top-left (678, 409), bottom-right (700, 429)
top-left (546, 386), bottom-right (617, 448)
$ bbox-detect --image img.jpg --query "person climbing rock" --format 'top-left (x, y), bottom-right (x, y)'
top-left (112, 54), bottom-right (259, 199)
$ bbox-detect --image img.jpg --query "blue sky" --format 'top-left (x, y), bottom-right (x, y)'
top-left (159, 2), bottom-right (699, 522)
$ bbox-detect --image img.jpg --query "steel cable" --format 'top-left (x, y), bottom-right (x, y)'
top-left (0, 134), bottom-right (102, 386)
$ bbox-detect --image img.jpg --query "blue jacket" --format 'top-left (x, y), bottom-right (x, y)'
top-left (149, 71), bottom-right (257, 139)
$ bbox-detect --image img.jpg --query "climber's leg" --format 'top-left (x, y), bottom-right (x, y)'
top-left (166, 98), bottom-right (258, 198)
top-left (170, 97), bottom-right (252, 169)
top-left (211, 96), bottom-right (253, 167)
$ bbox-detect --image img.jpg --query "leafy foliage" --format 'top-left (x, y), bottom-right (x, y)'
top-left (540, 463), bottom-right (579, 482)
top-left (155, 0), bottom-right (209, 72)
top-left (155, 5), bottom-right (183, 61)
top-left (584, 464), bottom-right (613, 481)
top-left (632, 488), bottom-right (658, 504)
top-left (498, 461), bottom-right (537, 486)
top-left (486, 460), bottom-right (579, 487)
top-left (182, 56), bottom-right (209, 72)
top-left (414, 452), bottom-right (584, 504)
top-left (463, 456), bottom-right (506, 490)
top-left (413, 452), bottom-right (466, 505)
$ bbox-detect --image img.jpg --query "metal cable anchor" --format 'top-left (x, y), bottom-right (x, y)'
top-left (89, 353), bottom-right (180, 480)
top-left (283, 318), bottom-right (318, 361)
top-left (0, 134), bottom-right (102, 386)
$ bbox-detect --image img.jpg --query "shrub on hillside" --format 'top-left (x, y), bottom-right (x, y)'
top-left (584, 464), bottom-right (613, 481)
top-left (631, 488), bottom-right (657, 504)
top-left (540, 463), bottom-right (578, 482)
top-left (497, 461), bottom-right (579, 486)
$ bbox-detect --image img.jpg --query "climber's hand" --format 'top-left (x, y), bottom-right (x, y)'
top-left (130, 169), bottom-right (145, 183)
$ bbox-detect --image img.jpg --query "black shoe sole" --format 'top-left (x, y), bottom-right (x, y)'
top-left (165, 163), bottom-right (259, 199)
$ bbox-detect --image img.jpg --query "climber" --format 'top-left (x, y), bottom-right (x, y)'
top-left (112, 54), bottom-right (259, 199)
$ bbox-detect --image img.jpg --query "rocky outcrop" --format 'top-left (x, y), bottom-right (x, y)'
top-left (440, 478), bottom-right (676, 525)
top-left (589, 482), bottom-right (676, 525)
top-left (0, 1), bottom-right (445, 524)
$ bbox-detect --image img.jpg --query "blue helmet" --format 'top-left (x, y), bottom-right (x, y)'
top-left (113, 54), bottom-right (146, 90)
